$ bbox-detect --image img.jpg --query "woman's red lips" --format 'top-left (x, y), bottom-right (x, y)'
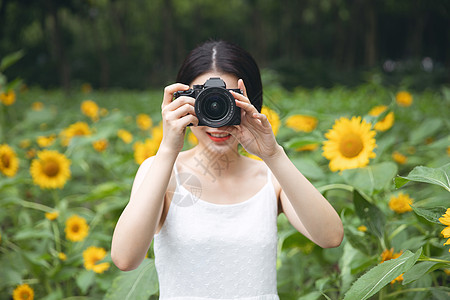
top-left (206, 132), bottom-right (231, 142)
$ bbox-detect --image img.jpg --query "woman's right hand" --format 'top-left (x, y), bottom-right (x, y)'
top-left (159, 83), bottom-right (198, 155)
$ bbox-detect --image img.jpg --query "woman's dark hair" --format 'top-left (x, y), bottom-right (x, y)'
top-left (176, 40), bottom-right (263, 112)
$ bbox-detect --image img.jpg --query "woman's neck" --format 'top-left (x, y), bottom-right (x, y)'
top-left (182, 144), bottom-right (245, 182)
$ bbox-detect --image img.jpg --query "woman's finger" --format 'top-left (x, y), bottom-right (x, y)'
top-left (234, 97), bottom-right (258, 114)
top-left (238, 79), bottom-right (248, 98)
top-left (162, 96), bottom-right (195, 116)
top-left (168, 103), bottom-right (196, 120)
top-left (230, 90), bottom-right (250, 104)
top-left (252, 112), bottom-right (272, 129)
top-left (161, 83), bottom-right (190, 109)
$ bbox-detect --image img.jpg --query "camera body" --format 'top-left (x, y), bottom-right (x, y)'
top-left (174, 77), bottom-right (241, 128)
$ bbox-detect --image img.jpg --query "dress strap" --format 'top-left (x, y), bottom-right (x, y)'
top-left (173, 162), bottom-right (181, 186)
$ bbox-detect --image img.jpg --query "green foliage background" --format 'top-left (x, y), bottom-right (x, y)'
top-left (1, 50), bottom-right (450, 299)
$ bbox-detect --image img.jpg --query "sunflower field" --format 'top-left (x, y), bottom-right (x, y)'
top-left (1, 52), bottom-right (449, 300)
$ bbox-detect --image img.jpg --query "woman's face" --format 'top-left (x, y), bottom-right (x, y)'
top-left (189, 72), bottom-right (240, 154)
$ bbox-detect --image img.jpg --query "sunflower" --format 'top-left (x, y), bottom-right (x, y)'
top-left (65, 215), bottom-right (89, 242)
top-left (395, 91), bottom-right (413, 107)
top-left (187, 130), bottom-right (198, 146)
top-left (136, 114), bottom-right (153, 130)
top-left (60, 122), bottom-right (92, 146)
top-left (322, 116), bottom-right (376, 172)
top-left (151, 123), bottom-right (164, 145)
top-left (92, 139), bottom-right (108, 152)
top-left (357, 225), bottom-right (367, 232)
top-left (261, 106), bottom-right (280, 136)
top-left (296, 143), bottom-right (319, 152)
top-left (45, 211), bottom-right (59, 221)
top-left (19, 139), bottom-right (31, 149)
top-left (439, 209), bottom-right (450, 247)
top-left (240, 148), bottom-right (262, 161)
top-left (392, 151), bottom-right (407, 164)
top-left (30, 150), bottom-right (71, 189)
top-left (83, 246), bottom-right (110, 273)
top-left (37, 134), bottom-right (56, 148)
top-left (81, 100), bottom-right (99, 121)
top-left (439, 208), bottom-right (450, 226)
top-left (31, 101), bottom-right (44, 111)
top-left (117, 129), bottom-right (133, 144)
top-left (388, 193), bottom-right (413, 214)
top-left (58, 252), bottom-right (67, 261)
top-left (0, 144), bottom-right (19, 177)
top-left (380, 248), bottom-right (404, 284)
top-left (368, 105), bottom-right (395, 131)
top-left (0, 90), bottom-right (16, 106)
top-left (12, 283), bottom-right (34, 300)
top-left (134, 138), bottom-right (159, 164)
top-left (380, 248), bottom-right (402, 263)
top-left (285, 114), bottom-right (318, 132)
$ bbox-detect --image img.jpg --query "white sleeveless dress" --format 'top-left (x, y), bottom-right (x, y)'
top-left (153, 165), bottom-right (280, 299)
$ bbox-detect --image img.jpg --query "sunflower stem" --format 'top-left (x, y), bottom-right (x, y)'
top-left (18, 199), bottom-right (53, 212)
top-left (385, 287), bottom-right (430, 298)
top-left (52, 221), bottom-right (62, 253)
top-left (418, 257), bottom-right (450, 264)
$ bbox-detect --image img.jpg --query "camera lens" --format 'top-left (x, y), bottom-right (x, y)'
top-left (195, 87), bottom-right (238, 127)
top-left (203, 95), bottom-right (228, 120)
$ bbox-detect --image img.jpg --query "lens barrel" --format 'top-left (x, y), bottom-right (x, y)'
top-left (195, 87), bottom-right (239, 127)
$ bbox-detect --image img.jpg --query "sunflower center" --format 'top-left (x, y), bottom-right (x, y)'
top-left (43, 160), bottom-right (60, 177)
top-left (21, 291), bottom-right (31, 299)
top-left (339, 133), bottom-right (364, 158)
top-left (1, 154), bottom-right (10, 168)
top-left (72, 224), bottom-right (80, 233)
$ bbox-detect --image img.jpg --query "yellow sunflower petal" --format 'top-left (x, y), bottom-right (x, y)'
top-left (0, 144), bottom-right (19, 177)
top-left (438, 208), bottom-right (450, 226)
top-left (322, 116), bottom-right (377, 172)
top-left (30, 150), bottom-right (71, 189)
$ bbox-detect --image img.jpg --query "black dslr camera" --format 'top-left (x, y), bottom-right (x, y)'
top-left (174, 77), bottom-right (241, 128)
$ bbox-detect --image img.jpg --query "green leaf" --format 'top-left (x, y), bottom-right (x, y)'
top-left (104, 259), bottom-right (158, 300)
top-left (430, 286), bottom-right (450, 299)
top-left (298, 291), bottom-right (322, 300)
top-left (285, 136), bottom-right (323, 149)
top-left (403, 261), bottom-right (450, 285)
top-left (410, 206), bottom-right (447, 224)
top-left (343, 162), bottom-right (398, 195)
top-left (394, 163), bottom-right (450, 192)
top-left (0, 50), bottom-right (24, 71)
top-left (76, 270), bottom-right (96, 294)
top-left (353, 190), bottom-right (385, 239)
top-left (291, 157), bottom-right (325, 180)
top-left (409, 118), bottom-right (443, 145)
top-left (343, 248), bottom-right (421, 300)
top-left (343, 226), bottom-right (371, 254)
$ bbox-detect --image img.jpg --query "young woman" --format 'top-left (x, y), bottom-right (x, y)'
top-left (111, 40), bottom-right (343, 299)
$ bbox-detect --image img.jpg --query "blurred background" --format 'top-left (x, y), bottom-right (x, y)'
top-left (1, 1), bottom-right (450, 299)
top-left (1, 0), bottom-right (449, 91)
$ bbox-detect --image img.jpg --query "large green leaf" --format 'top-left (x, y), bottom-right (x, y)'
top-left (408, 118), bottom-right (443, 145)
top-left (403, 261), bottom-right (450, 285)
top-left (410, 206), bottom-right (447, 225)
top-left (353, 190), bottom-right (385, 239)
top-left (343, 248), bottom-right (421, 300)
top-left (104, 259), bottom-right (158, 300)
top-left (394, 163), bottom-right (450, 192)
top-left (343, 162), bottom-right (398, 195)
top-left (76, 270), bottom-right (95, 294)
top-left (291, 157), bottom-right (325, 180)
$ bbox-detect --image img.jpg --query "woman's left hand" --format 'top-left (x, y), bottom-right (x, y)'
top-left (222, 79), bottom-right (282, 160)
